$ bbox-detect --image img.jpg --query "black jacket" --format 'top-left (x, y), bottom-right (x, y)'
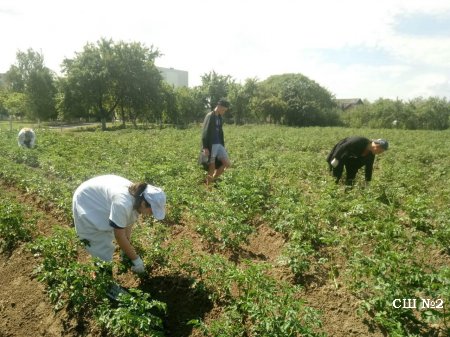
top-left (327, 136), bottom-right (375, 182)
top-left (201, 111), bottom-right (224, 151)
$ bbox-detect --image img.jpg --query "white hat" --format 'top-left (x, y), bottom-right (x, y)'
top-left (142, 185), bottom-right (166, 220)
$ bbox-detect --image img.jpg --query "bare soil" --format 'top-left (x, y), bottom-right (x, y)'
top-left (2, 179), bottom-right (441, 337)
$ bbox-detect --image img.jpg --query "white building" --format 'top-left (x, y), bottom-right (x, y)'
top-left (157, 67), bottom-right (188, 88)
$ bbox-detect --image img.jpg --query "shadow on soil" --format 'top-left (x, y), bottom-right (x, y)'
top-left (139, 274), bottom-right (214, 337)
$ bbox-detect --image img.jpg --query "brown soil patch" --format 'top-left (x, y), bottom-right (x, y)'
top-left (304, 283), bottom-right (384, 337)
top-left (242, 224), bottom-right (286, 262)
top-left (0, 185), bottom-right (99, 337)
top-left (0, 246), bottom-right (80, 337)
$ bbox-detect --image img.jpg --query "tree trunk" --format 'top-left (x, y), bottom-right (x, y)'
top-left (101, 117), bottom-right (107, 131)
top-left (120, 105), bottom-right (126, 127)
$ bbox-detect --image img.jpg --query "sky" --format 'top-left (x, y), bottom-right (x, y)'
top-left (1, 0), bottom-right (450, 101)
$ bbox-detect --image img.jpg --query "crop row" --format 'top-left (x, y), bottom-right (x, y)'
top-left (0, 125), bottom-right (449, 336)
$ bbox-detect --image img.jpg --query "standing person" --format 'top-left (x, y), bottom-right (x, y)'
top-left (72, 174), bottom-right (166, 298)
top-left (18, 127), bottom-right (36, 148)
top-left (326, 136), bottom-right (389, 186)
top-left (201, 98), bottom-right (231, 185)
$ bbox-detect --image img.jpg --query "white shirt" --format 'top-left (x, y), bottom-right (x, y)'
top-left (73, 175), bottom-right (138, 231)
top-left (18, 128), bottom-right (36, 148)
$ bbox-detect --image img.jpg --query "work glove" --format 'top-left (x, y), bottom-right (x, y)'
top-left (331, 158), bottom-right (339, 168)
top-left (131, 256), bottom-right (145, 274)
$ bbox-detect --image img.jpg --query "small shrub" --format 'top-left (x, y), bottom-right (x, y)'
top-left (0, 200), bottom-right (33, 252)
top-left (96, 289), bottom-right (167, 337)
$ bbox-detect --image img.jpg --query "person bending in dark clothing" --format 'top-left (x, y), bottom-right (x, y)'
top-left (326, 136), bottom-right (389, 186)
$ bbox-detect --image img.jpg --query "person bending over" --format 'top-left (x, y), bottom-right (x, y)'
top-left (326, 136), bottom-right (389, 186)
top-left (18, 128), bottom-right (36, 148)
top-left (72, 174), bottom-right (166, 298)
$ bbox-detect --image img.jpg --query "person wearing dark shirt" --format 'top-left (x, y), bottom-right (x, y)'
top-left (201, 98), bottom-right (231, 184)
top-left (326, 136), bottom-right (389, 186)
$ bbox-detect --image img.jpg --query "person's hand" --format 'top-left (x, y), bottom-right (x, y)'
top-left (331, 158), bottom-right (339, 168)
top-left (131, 256), bottom-right (145, 274)
top-left (203, 148), bottom-right (209, 156)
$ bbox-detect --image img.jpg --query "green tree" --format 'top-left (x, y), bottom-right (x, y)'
top-left (413, 97), bottom-right (450, 130)
top-left (0, 91), bottom-right (29, 118)
top-left (160, 82), bottom-right (178, 124)
top-left (341, 97), bottom-right (450, 130)
top-left (5, 49), bottom-right (57, 121)
top-left (258, 96), bottom-right (288, 124)
top-left (0, 89), bottom-right (8, 116)
top-left (199, 71), bottom-right (233, 111)
top-left (363, 98), bottom-right (403, 128)
top-left (257, 73), bottom-right (336, 126)
top-left (60, 38), bottom-right (162, 130)
top-left (340, 101), bottom-right (372, 128)
top-left (56, 76), bottom-right (89, 121)
top-left (175, 86), bottom-right (206, 124)
top-left (113, 41), bottom-right (162, 126)
top-left (228, 78), bottom-right (259, 124)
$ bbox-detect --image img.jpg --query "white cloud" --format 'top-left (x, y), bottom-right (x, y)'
top-left (1, 0), bottom-right (450, 101)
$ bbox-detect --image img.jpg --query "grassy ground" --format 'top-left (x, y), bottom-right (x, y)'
top-left (0, 124), bottom-right (448, 337)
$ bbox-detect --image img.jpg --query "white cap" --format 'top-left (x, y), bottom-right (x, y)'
top-left (142, 185), bottom-right (166, 220)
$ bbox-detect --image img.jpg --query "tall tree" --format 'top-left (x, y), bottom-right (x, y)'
top-left (60, 38), bottom-right (162, 130)
top-left (5, 49), bottom-right (57, 120)
top-left (228, 78), bottom-right (259, 124)
top-left (113, 41), bottom-right (162, 126)
top-left (413, 97), bottom-right (450, 130)
top-left (199, 71), bottom-right (233, 111)
top-left (175, 86), bottom-right (206, 124)
top-left (160, 83), bottom-right (178, 124)
top-left (256, 96), bottom-right (288, 124)
top-left (257, 73), bottom-right (336, 126)
top-left (0, 91), bottom-right (28, 118)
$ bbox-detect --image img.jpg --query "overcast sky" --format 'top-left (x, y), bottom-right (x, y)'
top-left (1, 0), bottom-right (450, 101)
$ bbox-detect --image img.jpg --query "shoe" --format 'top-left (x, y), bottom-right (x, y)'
top-left (106, 283), bottom-right (129, 301)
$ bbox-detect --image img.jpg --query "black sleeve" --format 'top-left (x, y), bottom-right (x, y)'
top-left (364, 154), bottom-right (375, 181)
top-left (109, 219), bottom-right (123, 229)
top-left (201, 113), bottom-right (212, 149)
top-left (220, 116), bottom-right (225, 146)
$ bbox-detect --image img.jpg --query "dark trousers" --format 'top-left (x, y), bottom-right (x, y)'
top-left (329, 157), bottom-right (366, 185)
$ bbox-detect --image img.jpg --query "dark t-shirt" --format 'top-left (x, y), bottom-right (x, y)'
top-left (213, 116), bottom-right (222, 144)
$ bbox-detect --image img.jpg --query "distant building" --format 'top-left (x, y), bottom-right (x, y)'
top-left (336, 98), bottom-right (363, 110)
top-left (157, 67), bottom-right (188, 88)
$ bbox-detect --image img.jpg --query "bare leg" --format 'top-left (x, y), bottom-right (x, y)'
top-left (206, 162), bottom-right (216, 185)
top-left (212, 157), bottom-right (231, 180)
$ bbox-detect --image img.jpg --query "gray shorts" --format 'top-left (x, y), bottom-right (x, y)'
top-left (210, 144), bottom-right (229, 164)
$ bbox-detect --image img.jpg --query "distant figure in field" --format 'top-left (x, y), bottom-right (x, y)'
top-left (327, 136), bottom-right (389, 186)
top-left (18, 128), bottom-right (36, 148)
top-left (201, 98), bottom-right (231, 185)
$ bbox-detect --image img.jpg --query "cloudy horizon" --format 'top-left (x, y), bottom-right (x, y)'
top-left (1, 0), bottom-right (450, 102)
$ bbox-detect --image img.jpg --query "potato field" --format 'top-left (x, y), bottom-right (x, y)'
top-left (0, 125), bottom-right (449, 337)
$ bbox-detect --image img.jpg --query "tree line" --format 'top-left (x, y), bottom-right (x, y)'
top-left (1, 38), bottom-right (449, 130)
top-left (340, 98), bottom-right (450, 130)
